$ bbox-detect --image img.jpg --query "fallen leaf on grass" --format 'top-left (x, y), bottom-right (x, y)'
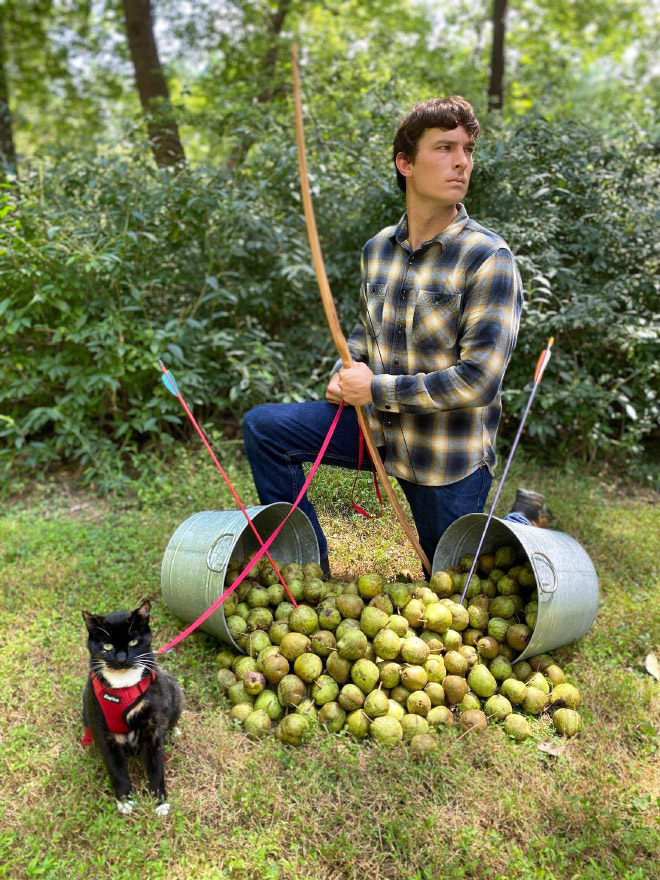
top-left (538, 741), bottom-right (566, 757)
top-left (644, 653), bottom-right (660, 681)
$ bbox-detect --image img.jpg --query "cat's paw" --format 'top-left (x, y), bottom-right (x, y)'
top-left (116, 798), bottom-right (136, 815)
top-left (155, 802), bottom-right (170, 818)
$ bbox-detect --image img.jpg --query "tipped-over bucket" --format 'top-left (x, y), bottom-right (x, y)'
top-left (432, 514), bottom-right (598, 662)
top-left (161, 503), bottom-right (319, 649)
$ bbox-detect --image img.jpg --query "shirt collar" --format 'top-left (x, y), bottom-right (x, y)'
top-left (390, 203), bottom-right (470, 251)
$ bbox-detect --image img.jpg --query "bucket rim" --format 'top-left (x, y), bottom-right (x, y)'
top-left (432, 513), bottom-right (598, 662)
top-left (205, 502), bottom-right (320, 652)
top-left (161, 503), bottom-right (320, 652)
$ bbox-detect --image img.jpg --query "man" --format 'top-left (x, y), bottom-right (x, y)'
top-left (242, 96), bottom-right (523, 577)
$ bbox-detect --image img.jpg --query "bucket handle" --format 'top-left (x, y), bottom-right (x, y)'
top-left (206, 533), bottom-right (235, 573)
top-left (531, 551), bottom-right (558, 594)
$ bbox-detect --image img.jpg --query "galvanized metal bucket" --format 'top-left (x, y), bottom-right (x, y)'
top-left (432, 514), bottom-right (598, 662)
top-left (161, 503), bottom-right (319, 649)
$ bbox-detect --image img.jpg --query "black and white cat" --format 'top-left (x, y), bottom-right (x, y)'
top-left (82, 600), bottom-right (184, 816)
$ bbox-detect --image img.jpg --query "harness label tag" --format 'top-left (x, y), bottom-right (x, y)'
top-left (102, 693), bottom-right (121, 704)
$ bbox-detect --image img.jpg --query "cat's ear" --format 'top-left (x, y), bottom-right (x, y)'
top-left (133, 600), bottom-right (151, 623)
top-left (82, 610), bottom-right (99, 633)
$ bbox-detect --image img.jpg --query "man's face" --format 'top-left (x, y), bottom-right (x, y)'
top-left (397, 126), bottom-right (475, 206)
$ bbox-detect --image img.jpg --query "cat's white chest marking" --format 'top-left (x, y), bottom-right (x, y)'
top-left (102, 666), bottom-right (145, 689)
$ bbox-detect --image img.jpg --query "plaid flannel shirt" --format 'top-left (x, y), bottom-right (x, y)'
top-left (335, 204), bottom-right (523, 486)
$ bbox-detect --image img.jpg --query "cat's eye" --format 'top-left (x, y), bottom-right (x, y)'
top-left (128, 639), bottom-right (138, 647)
top-left (102, 643), bottom-right (113, 651)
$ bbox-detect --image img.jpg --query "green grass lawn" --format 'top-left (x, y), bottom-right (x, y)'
top-left (1, 450), bottom-right (658, 880)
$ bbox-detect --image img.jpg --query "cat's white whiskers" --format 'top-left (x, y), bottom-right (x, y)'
top-left (134, 655), bottom-right (156, 670)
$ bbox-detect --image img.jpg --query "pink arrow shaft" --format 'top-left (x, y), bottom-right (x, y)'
top-left (158, 362), bottom-right (297, 607)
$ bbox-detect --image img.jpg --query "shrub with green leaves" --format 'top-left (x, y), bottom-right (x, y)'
top-left (467, 117), bottom-right (660, 462)
top-left (1, 111), bottom-right (658, 486)
top-left (0, 154), bottom-right (320, 487)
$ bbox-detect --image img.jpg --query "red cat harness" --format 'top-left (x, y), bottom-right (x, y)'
top-left (81, 670), bottom-right (156, 745)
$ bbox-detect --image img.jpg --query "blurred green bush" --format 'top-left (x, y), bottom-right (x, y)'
top-left (1, 113), bottom-right (658, 487)
top-left (470, 117), bottom-right (660, 463)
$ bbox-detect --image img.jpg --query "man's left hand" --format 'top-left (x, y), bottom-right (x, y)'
top-left (338, 362), bottom-right (374, 406)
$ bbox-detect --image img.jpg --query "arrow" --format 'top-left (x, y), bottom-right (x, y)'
top-left (157, 359), bottom-right (298, 607)
top-left (459, 338), bottom-right (554, 604)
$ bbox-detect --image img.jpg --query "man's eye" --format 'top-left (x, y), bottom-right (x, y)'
top-left (128, 639), bottom-right (138, 647)
top-left (102, 643), bottom-right (113, 651)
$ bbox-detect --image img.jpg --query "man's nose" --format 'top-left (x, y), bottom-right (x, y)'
top-left (454, 150), bottom-right (468, 168)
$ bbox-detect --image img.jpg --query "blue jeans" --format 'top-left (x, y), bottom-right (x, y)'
top-left (242, 401), bottom-right (497, 575)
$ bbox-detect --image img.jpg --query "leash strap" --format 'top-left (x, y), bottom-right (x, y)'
top-left (350, 422), bottom-right (383, 518)
top-left (156, 402), bottom-right (347, 654)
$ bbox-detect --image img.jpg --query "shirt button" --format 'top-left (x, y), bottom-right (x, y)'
top-left (386, 419), bottom-right (392, 427)
top-left (393, 358), bottom-right (399, 366)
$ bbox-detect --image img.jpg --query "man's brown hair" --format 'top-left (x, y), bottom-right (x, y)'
top-left (392, 96), bottom-right (480, 193)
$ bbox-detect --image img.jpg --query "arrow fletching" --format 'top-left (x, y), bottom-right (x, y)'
top-left (158, 360), bottom-right (180, 397)
top-left (533, 337), bottom-right (554, 384)
top-left (161, 373), bottom-right (180, 396)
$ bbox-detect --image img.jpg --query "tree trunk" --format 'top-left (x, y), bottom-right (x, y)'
top-left (122, 0), bottom-right (185, 167)
top-left (0, 16), bottom-right (16, 172)
top-left (488, 0), bottom-right (508, 112)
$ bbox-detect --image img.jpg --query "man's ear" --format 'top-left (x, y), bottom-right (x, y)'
top-left (395, 151), bottom-right (414, 180)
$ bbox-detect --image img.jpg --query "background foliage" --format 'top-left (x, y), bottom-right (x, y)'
top-left (1, 0), bottom-right (659, 488)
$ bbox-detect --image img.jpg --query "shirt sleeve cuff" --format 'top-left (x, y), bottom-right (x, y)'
top-left (371, 374), bottom-right (399, 412)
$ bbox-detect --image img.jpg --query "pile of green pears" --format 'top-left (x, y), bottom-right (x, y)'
top-left (215, 547), bottom-right (583, 755)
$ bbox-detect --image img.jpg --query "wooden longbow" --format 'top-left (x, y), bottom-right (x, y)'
top-left (291, 44), bottom-right (431, 575)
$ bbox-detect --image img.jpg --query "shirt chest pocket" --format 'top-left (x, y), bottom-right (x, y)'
top-left (410, 289), bottom-right (461, 350)
top-left (360, 282), bottom-right (388, 339)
